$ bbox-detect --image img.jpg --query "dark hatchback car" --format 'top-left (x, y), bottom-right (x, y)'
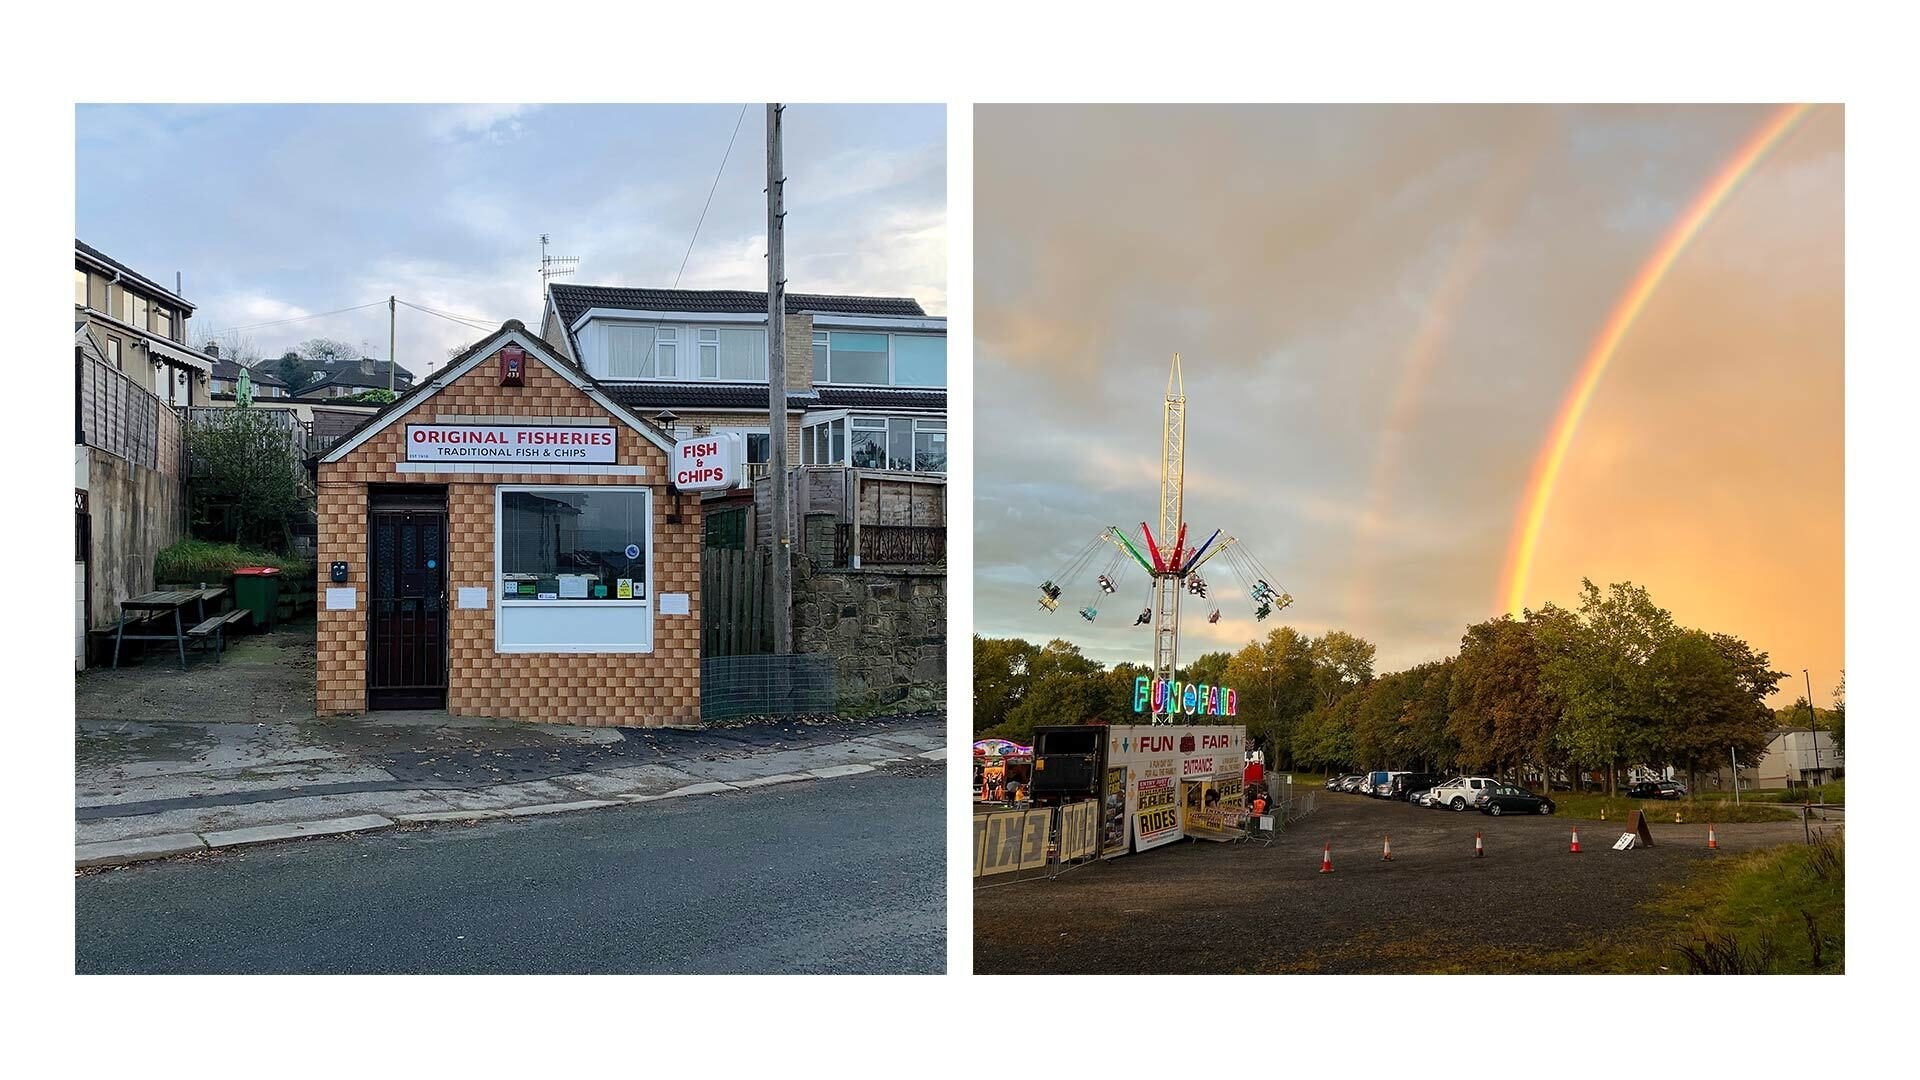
top-left (1475, 785), bottom-right (1556, 816)
top-left (1623, 780), bottom-right (1687, 800)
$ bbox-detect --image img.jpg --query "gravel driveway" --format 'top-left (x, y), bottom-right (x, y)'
top-left (976, 792), bottom-right (1825, 974)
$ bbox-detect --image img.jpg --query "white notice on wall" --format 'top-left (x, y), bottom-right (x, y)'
top-left (325, 587), bottom-right (357, 611)
top-left (457, 587), bottom-right (489, 610)
top-left (660, 593), bottom-right (690, 615)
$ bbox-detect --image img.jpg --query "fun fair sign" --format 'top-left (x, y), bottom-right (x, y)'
top-left (405, 425), bottom-right (615, 465)
top-left (1133, 675), bottom-right (1238, 717)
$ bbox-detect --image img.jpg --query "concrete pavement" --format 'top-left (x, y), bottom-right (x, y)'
top-left (78, 699), bottom-right (946, 868)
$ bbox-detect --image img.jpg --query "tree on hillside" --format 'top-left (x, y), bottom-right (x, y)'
top-left (1310, 629), bottom-right (1376, 707)
top-left (1536, 580), bottom-right (1676, 795)
top-left (1646, 629), bottom-right (1782, 792)
top-left (974, 636), bottom-right (1037, 737)
top-left (266, 350), bottom-right (320, 390)
top-left (1830, 672), bottom-right (1846, 757)
top-left (1179, 650), bottom-right (1231, 690)
top-left (1448, 613), bottom-right (1559, 780)
top-left (1224, 626), bottom-right (1316, 763)
top-left (1400, 659), bottom-right (1457, 770)
top-left (297, 337), bottom-right (359, 367)
top-left (993, 639), bottom-right (1109, 743)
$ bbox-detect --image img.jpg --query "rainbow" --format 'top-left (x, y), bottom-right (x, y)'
top-left (1497, 103), bottom-right (1817, 615)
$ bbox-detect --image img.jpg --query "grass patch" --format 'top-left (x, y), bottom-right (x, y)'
top-left (155, 539), bottom-right (311, 584)
top-left (1479, 836), bottom-right (1843, 973)
top-left (1742, 781), bottom-right (1845, 805)
top-left (1551, 791), bottom-right (1794, 823)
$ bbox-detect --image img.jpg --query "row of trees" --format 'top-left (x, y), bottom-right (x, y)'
top-left (976, 579), bottom-right (1828, 795)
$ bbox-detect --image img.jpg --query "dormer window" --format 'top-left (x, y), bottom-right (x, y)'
top-left (594, 322), bottom-right (767, 382)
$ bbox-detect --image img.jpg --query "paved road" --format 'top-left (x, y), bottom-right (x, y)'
top-left (77, 768), bottom-right (943, 974)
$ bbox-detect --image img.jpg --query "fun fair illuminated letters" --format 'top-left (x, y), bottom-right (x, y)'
top-left (1132, 675), bottom-right (1238, 717)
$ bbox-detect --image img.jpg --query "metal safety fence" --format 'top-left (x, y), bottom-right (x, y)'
top-left (699, 653), bottom-right (835, 720)
top-left (972, 802), bottom-right (1107, 889)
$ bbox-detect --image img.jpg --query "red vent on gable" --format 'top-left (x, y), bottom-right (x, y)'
top-left (499, 345), bottom-right (527, 386)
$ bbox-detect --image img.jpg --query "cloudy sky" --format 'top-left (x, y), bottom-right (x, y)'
top-left (76, 103), bottom-right (945, 370)
top-left (975, 104), bottom-right (1842, 705)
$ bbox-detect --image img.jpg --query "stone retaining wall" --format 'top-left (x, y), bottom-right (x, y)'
top-left (792, 557), bottom-right (944, 710)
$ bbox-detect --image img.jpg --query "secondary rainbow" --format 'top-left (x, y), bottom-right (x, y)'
top-left (1497, 103), bottom-right (1816, 615)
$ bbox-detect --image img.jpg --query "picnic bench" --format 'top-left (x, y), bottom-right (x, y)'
top-left (111, 587), bottom-right (236, 670)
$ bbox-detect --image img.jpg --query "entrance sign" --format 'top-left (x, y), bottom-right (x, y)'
top-left (405, 424), bottom-right (615, 465)
top-left (672, 433), bottom-right (742, 491)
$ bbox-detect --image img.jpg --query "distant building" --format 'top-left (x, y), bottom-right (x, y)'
top-left (205, 344), bottom-right (291, 400)
top-left (539, 284), bottom-right (947, 485)
top-left (293, 357), bottom-right (417, 400)
top-left (1754, 728), bottom-right (1842, 789)
top-left (74, 238), bottom-right (215, 406)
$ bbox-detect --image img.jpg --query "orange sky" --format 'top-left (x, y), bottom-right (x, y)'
top-left (974, 105), bottom-right (1843, 706)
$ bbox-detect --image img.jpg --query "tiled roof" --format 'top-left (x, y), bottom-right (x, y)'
top-left (209, 358), bottom-right (289, 386)
top-left (812, 387), bottom-right (947, 411)
top-left (548, 284), bottom-right (927, 327)
top-left (602, 384), bottom-right (816, 412)
top-left (75, 239), bottom-right (195, 312)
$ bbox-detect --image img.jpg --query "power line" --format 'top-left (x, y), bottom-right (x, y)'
top-left (395, 298), bottom-right (495, 332)
top-left (674, 103), bottom-right (750, 289)
top-left (198, 301), bottom-right (387, 336)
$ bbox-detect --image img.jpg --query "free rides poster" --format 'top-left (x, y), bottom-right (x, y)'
top-left (1108, 721), bottom-right (1245, 854)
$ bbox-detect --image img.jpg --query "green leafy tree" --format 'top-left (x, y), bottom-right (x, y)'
top-left (185, 409), bottom-right (303, 549)
top-left (1646, 629), bottom-right (1782, 791)
top-left (1309, 629), bottom-right (1376, 707)
top-left (994, 639), bottom-right (1108, 742)
top-left (1536, 580), bottom-right (1676, 794)
top-left (1830, 672), bottom-right (1845, 757)
top-left (1178, 650), bottom-right (1231, 689)
top-left (266, 350), bottom-right (316, 390)
top-left (973, 636), bottom-right (1037, 737)
top-left (1223, 626), bottom-right (1315, 763)
top-left (1448, 613), bottom-right (1558, 779)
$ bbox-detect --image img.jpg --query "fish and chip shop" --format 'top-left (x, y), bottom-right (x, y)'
top-left (313, 321), bottom-right (734, 725)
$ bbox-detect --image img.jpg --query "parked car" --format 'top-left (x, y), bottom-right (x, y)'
top-left (1392, 772), bottom-right (1447, 801)
top-left (1325, 776), bottom-right (1345, 791)
top-left (1428, 776), bottom-right (1501, 811)
top-left (1414, 788), bottom-right (1442, 808)
top-left (1339, 775), bottom-right (1367, 793)
top-left (1475, 785), bottom-right (1556, 816)
top-left (1623, 780), bottom-right (1687, 799)
top-left (1371, 771), bottom-right (1411, 798)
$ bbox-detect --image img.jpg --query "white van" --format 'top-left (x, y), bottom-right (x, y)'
top-left (1428, 776), bottom-right (1500, 811)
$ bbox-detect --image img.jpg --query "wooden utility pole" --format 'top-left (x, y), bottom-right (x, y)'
top-left (388, 295), bottom-right (397, 393)
top-left (766, 103), bottom-right (793, 654)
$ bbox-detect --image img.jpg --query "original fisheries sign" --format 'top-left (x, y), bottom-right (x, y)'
top-left (405, 425), bottom-right (615, 465)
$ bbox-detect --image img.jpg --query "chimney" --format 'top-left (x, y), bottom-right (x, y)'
top-left (204, 340), bottom-right (220, 359)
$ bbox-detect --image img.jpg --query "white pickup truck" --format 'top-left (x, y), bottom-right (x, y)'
top-left (1428, 776), bottom-right (1501, 811)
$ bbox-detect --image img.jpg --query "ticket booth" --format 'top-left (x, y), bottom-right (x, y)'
top-left (313, 320), bottom-right (703, 725)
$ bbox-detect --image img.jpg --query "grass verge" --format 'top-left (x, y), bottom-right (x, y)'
top-left (1551, 792), bottom-right (1795, 823)
top-left (1444, 835), bottom-right (1844, 973)
top-left (155, 539), bottom-right (311, 583)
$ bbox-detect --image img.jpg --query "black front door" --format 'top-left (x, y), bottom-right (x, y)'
top-left (367, 506), bottom-right (447, 709)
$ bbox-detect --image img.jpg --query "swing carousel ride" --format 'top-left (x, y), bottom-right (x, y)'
top-left (1035, 354), bottom-right (1293, 723)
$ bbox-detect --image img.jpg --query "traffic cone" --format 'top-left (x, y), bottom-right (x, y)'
top-left (1601, 807), bottom-right (1607, 821)
top-left (1382, 835), bottom-right (1393, 861)
top-left (1474, 831), bottom-right (1485, 859)
top-left (1569, 826), bottom-right (1582, 854)
top-left (1675, 810), bottom-right (1682, 824)
top-left (1708, 824), bottom-right (1719, 850)
top-left (1319, 842), bottom-right (1334, 874)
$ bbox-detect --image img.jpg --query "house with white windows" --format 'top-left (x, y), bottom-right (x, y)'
top-left (538, 284), bottom-right (947, 486)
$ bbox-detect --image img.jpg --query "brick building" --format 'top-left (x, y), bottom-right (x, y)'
top-left (314, 321), bottom-right (702, 725)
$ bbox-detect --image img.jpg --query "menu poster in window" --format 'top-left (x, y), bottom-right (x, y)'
top-left (557, 575), bottom-right (590, 599)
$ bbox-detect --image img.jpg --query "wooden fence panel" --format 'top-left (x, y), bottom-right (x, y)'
top-left (702, 547), bottom-right (769, 656)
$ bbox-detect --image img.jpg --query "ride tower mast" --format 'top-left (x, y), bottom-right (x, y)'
top-left (1152, 354), bottom-right (1185, 722)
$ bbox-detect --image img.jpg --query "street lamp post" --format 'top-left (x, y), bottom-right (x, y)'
top-left (1804, 668), bottom-right (1823, 792)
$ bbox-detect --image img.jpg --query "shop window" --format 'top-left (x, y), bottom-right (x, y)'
top-left (496, 486), bottom-right (652, 653)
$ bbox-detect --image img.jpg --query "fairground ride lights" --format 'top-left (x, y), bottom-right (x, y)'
top-left (1132, 675), bottom-right (1237, 717)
